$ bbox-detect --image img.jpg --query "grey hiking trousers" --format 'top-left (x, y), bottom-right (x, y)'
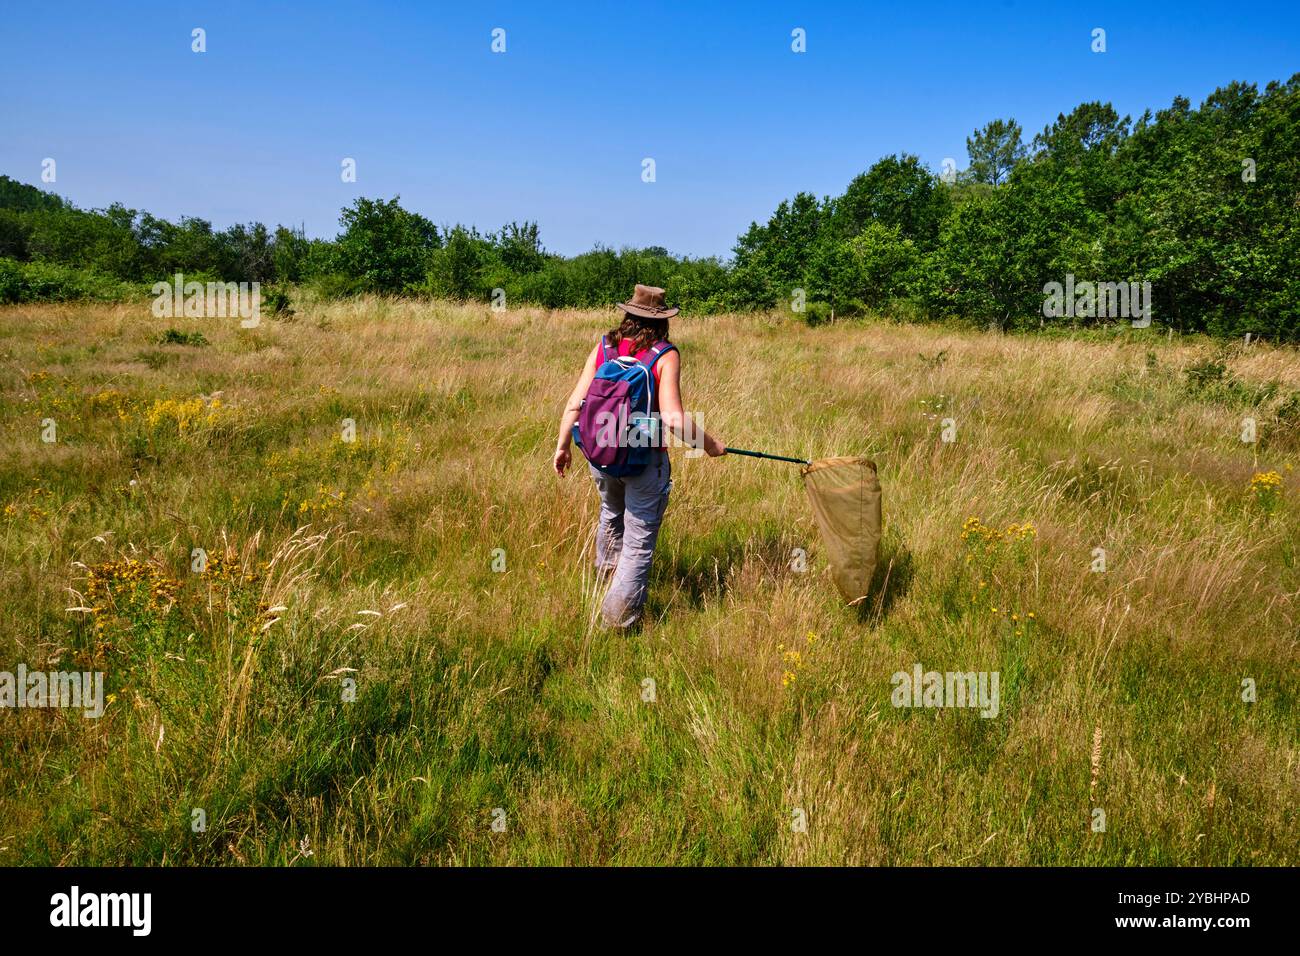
top-left (591, 453), bottom-right (672, 628)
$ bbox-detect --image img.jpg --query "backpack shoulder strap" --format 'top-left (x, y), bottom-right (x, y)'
top-left (598, 335), bottom-right (612, 364)
top-left (643, 341), bottom-right (677, 370)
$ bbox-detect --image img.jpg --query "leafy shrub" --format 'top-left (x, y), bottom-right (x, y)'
top-left (0, 259), bottom-right (21, 303)
top-left (802, 301), bottom-right (834, 327)
top-left (1276, 390), bottom-right (1300, 425)
top-left (305, 273), bottom-right (364, 300)
top-left (335, 197), bottom-right (439, 294)
top-left (1184, 356), bottom-right (1229, 391)
top-left (0, 257), bottom-right (137, 303)
top-left (1184, 354), bottom-right (1280, 407)
top-left (157, 328), bottom-right (209, 346)
top-left (848, 222), bottom-right (922, 307)
top-left (260, 286), bottom-right (294, 319)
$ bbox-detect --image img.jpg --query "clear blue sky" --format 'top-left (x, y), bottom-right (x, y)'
top-left (1, 1), bottom-right (1296, 259)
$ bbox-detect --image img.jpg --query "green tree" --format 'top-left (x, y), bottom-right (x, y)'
top-left (802, 234), bottom-right (862, 314)
top-left (0, 210), bottom-right (30, 260)
top-left (336, 197), bottom-right (439, 293)
top-left (220, 222), bottom-right (274, 283)
top-left (271, 225), bottom-right (310, 282)
top-left (848, 223), bottom-right (922, 308)
top-left (830, 155), bottom-right (949, 248)
top-left (25, 204), bottom-right (143, 279)
top-left (1031, 102), bottom-right (1129, 165)
top-left (425, 225), bottom-right (489, 300)
top-left (493, 221), bottom-right (544, 273)
top-left (965, 119), bottom-right (1026, 186)
top-left (732, 191), bottom-right (825, 298)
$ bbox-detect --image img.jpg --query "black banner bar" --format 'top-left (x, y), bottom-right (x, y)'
top-left (1, 866), bottom-right (1279, 941)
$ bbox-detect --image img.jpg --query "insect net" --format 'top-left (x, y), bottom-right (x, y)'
top-left (801, 456), bottom-right (882, 605)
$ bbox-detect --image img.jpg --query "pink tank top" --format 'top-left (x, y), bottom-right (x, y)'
top-left (616, 337), bottom-right (665, 382)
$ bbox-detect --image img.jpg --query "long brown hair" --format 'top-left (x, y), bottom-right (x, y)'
top-left (606, 313), bottom-right (670, 355)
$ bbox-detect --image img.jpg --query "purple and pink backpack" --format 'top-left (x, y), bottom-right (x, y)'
top-left (572, 336), bottom-right (676, 476)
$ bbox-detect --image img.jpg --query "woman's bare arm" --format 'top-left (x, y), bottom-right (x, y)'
top-left (553, 343), bottom-right (601, 475)
top-left (655, 350), bottom-right (725, 456)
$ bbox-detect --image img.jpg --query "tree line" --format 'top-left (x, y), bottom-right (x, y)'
top-left (1, 75), bottom-right (1296, 340)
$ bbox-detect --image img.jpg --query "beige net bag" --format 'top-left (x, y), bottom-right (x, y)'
top-left (801, 457), bottom-right (883, 605)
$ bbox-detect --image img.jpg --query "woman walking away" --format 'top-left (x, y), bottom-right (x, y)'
top-left (554, 285), bottom-right (726, 629)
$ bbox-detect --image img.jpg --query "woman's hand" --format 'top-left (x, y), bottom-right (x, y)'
top-left (704, 435), bottom-right (727, 458)
top-left (554, 344), bottom-right (600, 476)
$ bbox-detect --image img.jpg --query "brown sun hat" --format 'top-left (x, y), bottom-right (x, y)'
top-left (617, 284), bottom-right (680, 319)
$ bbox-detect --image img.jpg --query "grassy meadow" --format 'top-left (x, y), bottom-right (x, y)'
top-left (0, 298), bottom-right (1296, 865)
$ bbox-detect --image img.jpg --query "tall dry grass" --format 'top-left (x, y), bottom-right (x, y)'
top-left (0, 297), bottom-right (1295, 865)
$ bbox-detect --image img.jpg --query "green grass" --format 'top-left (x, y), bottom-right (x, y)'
top-left (0, 298), bottom-right (1296, 865)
